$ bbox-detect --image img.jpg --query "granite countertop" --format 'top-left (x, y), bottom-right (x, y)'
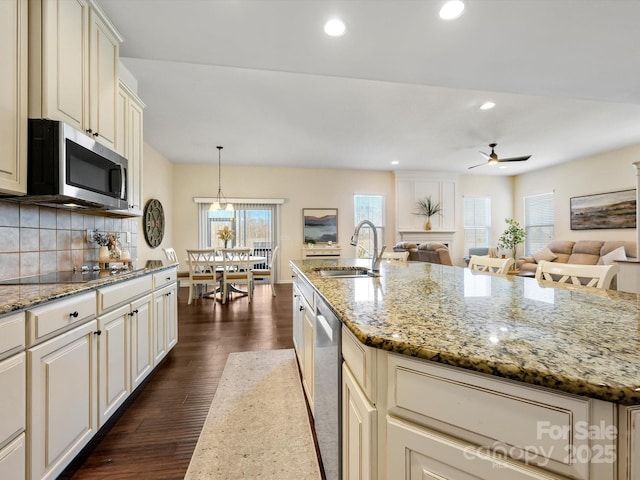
top-left (0, 260), bottom-right (177, 315)
top-left (291, 258), bottom-right (640, 405)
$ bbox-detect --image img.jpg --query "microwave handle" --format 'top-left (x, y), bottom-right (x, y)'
top-left (120, 164), bottom-right (127, 201)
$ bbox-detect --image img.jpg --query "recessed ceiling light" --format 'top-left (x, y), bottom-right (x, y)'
top-left (480, 101), bottom-right (496, 110)
top-left (391, 160), bottom-right (399, 165)
top-left (498, 165), bottom-right (507, 169)
top-left (324, 18), bottom-right (346, 37)
top-left (439, 1), bottom-right (465, 20)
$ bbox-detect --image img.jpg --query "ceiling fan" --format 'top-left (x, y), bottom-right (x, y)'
top-left (468, 143), bottom-right (532, 169)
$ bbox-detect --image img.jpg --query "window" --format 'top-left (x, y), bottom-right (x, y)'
top-left (524, 193), bottom-right (554, 255)
top-left (463, 196), bottom-right (491, 254)
top-left (199, 202), bottom-right (278, 269)
top-left (353, 194), bottom-right (384, 258)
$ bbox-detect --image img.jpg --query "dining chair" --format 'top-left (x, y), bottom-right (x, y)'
top-left (535, 260), bottom-right (619, 289)
top-left (163, 247), bottom-right (190, 286)
top-left (252, 246), bottom-right (279, 296)
top-left (381, 251), bottom-right (410, 262)
top-left (468, 255), bottom-right (515, 274)
top-left (221, 248), bottom-right (253, 304)
top-left (186, 249), bottom-right (221, 304)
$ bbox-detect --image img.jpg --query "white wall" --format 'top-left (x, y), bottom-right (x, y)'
top-left (513, 144), bottom-right (640, 247)
top-left (170, 165), bottom-right (395, 282)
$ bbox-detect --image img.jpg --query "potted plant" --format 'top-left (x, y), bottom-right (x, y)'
top-left (498, 218), bottom-right (526, 261)
top-left (414, 196), bottom-right (442, 231)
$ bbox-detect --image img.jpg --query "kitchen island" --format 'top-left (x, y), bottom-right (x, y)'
top-left (290, 258), bottom-right (640, 480)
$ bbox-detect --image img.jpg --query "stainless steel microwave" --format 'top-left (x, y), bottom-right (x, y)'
top-left (25, 119), bottom-right (128, 210)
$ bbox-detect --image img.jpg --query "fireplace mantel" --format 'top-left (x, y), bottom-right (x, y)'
top-left (398, 229), bottom-right (456, 247)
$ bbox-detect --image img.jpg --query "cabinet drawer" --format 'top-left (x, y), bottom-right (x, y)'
top-left (0, 433), bottom-right (25, 480)
top-left (293, 275), bottom-right (314, 310)
top-left (388, 354), bottom-right (612, 479)
top-left (0, 312), bottom-right (25, 360)
top-left (0, 352), bottom-right (25, 446)
top-left (27, 292), bottom-right (96, 346)
top-left (342, 325), bottom-right (376, 403)
top-left (153, 268), bottom-right (176, 290)
top-left (97, 275), bottom-right (153, 313)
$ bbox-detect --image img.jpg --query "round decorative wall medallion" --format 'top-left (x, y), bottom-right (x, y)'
top-left (143, 199), bottom-right (165, 248)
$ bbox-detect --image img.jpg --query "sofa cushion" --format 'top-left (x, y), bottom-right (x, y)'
top-left (393, 242), bottom-right (417, 251)
top-left (532, 247), bottom-right (557, 263)
top-left (600, 245), bottom-right (627, 265)
top-left (567, 240), bottom-right (604, 265)
top-left (601, 241), bottom-right (636, 258)
top-left (546, 240), bottom-right (575, 263)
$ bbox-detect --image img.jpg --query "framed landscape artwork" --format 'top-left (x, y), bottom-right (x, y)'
top-left (303, 208), bottom-right (338, 243)
top-left (570, 189), bottom-right (636, 230)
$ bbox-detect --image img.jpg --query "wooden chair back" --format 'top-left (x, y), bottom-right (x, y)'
top-left (468, 255), bottom-right (515, 275)
top-left (382, 251), bottom-right (410, 262)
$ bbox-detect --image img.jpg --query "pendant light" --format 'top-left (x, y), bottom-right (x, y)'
top-left (209, 146), bottom-right (234, 212)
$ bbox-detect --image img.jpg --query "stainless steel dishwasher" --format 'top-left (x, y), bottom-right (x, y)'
top-left (314, 298), bottom-right (342, 480)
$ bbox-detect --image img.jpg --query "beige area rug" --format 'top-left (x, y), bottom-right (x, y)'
top-left (184, 349), bottom-right (322, 479)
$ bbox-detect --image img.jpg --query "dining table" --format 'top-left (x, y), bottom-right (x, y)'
top-left (185, 249), bottom-right (267, 299)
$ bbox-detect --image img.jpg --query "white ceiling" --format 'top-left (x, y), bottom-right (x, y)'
top-left (99, 0), bottom-right (640, 175)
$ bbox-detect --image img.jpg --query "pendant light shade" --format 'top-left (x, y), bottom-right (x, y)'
top-left (209, 146), bottom-right (233, 212)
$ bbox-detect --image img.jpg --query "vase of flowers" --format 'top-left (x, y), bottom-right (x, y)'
top-left (217, 226), bottom-right (233, 248)
top-left (414, 196), bottom-right (442, 231)
top-left (94, 232), bottom-right (110, 260)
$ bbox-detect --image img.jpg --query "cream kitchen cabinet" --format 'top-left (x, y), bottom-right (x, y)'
top-left (27, 319), bottom-right (99, 480)
top-left (29, 0), bottom-right (123, 149)
top-left (0, 312), bottom-right (26, 480)
top-left (152, 269), bottom-right (178, 365)
top-left (292, 271), bottom-right (315, 412)
top-left (97, 303), bottom-right (130, 426)
top-left (0, 0), bottom-right (27, 195)
top-left (115, 80), bottom-right (145, 214)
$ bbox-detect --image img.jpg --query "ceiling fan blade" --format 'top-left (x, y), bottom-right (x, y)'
top-left (468, 162), bottom-right (487, 170)
top-left (479, 150), bottom-right (490, 160)
top-left (498, 155), bottom-right (531, 163)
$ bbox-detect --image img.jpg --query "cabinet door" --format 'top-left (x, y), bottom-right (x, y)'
top-left (152, 290), bottom-right (166, 365)
top-left (0, 352), bottom-right (25, 446)
top-left (88, 8), bottom-right (119, 148)
top-left (0, 0), bottom-right (27, 195)
top-left (127, 92), bottom-right (144, 212)
top-left (34, 0), bottom-right (89, 130)
top-left (387, 416), bottom-right (560, 480)
top-left (165, 283), bottom-right (178, 352)
top-left (28, 320), bottom-right (98, 480)
top-left (292, 285), bottom-right (303, 360)
top-left (0, 433), bottom-right (25, 480)
top-left (342, 364), bottom-right (377, 480)
top-left (97, 304), bottom-right (129, 426)
top-left (130, 295), bottom-right (153, 391)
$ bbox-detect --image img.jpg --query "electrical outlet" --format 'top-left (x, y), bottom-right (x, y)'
top-left (87, 229), bottom-right (94, 243)
top-left (126, 231), bottom-right (131, 243)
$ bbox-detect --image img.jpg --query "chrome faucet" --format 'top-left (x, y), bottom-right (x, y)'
top-left (350, 219), bottom-right (386, 273)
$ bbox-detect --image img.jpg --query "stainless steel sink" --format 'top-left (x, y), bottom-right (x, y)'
top-left (317, 267), bottom-right (379, 278)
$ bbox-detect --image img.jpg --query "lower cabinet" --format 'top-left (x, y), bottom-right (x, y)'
top-left (27, 320), bottom-right (99, 480)
top-left (152, 282), bottom-right (177, 366)
top-left (342, 363), bottom-right (376, 480)
top-left (97, 304), bottom-right (130, 426)
top-left (0, 433), bottom-right (26, 479)
top-left (387, 416), bottom-right (559, 480)
top-left (129, 294), bottom-right (154, 391)
top-left (301, 296), bottom-right (315, 411)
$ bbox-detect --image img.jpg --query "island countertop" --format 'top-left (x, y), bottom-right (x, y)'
top-left (290, 258), bottom-right (640, 405)
top-left (0, 260), bottom-right (177, 315)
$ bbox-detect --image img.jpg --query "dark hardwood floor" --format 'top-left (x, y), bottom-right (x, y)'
top-left (59, 282), bottom-right (294, 479)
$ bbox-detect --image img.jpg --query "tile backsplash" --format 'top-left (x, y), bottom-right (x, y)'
top-left (0, 200), bottom-right (139, 281)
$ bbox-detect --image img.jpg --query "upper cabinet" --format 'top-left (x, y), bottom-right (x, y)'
top-left (29, 0), bottom-right (123, 150)
top-left (115, 80), bottom-right (145, 215)
top-left (0, 0), bottom-right (28, 195)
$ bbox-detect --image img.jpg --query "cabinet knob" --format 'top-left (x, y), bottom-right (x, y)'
top-left (70, 311), bottom-right (79, 318)
top-left (133, 309), bottom-right (139, 314)
top-left (92, 132), bottom-right (99, 137)
top-left (299, 305), bottom-right (305, 311)
top-left (166, 292), bottom-right (172, 296)
top-left (85, 128), bottom-right (93, 134)
top-left (94, 330), bottom-right (102, 336)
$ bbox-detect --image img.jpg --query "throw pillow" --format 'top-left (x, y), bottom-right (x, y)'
top-left (600, 245), bottom-right (627, 265)
top-left (533, 247), bottom-right (558, 263)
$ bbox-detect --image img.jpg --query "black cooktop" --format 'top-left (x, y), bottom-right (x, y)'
top-left (0, 269), bottom-right (143, 285)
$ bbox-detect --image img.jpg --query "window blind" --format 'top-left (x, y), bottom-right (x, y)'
top-left (524, 193), bottom-right (554, 255)
top-left (463, 196), bottom-right (491, 253)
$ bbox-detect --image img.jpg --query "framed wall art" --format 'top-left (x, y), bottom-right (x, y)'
top-left (303, 208), bottom-right (338, 243)
top-left (570, 189), bottom-right (636, 230)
